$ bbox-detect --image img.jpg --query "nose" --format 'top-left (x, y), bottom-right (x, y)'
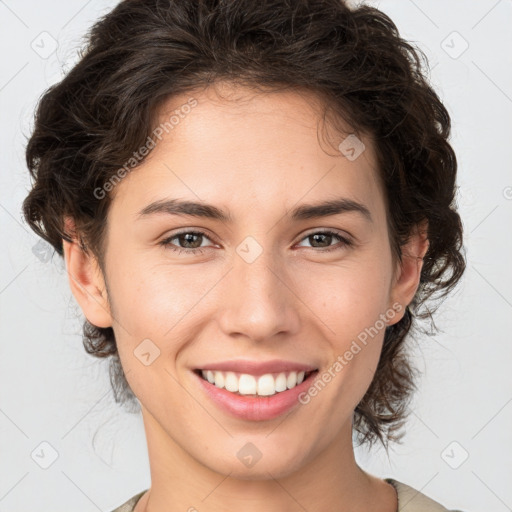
top-left (217, 247), bottom-right (301, 343)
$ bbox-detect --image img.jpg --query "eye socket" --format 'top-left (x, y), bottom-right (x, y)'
top-left (296, 230), bottom-right (353, 252)
top-left (159, 230), bottom-right (214, 255)
top-left (159, 229), bottom-right (353, 255)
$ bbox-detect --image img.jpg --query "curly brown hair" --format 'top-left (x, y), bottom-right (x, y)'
top-left (22, 0), bottom-right (465, 450)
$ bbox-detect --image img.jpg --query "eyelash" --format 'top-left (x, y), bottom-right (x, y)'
top-left (159, 229), bottom-right (353, 255)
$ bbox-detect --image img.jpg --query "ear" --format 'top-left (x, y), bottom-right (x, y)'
top-left (388, 220), bottom-right (429, 325)
top-left (62, 216), bottom-right (113, 328)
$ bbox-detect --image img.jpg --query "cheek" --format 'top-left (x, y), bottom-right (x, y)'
top-left (298, 257), bottom-right (393, 397)
top-left (108, 255), bottom-right (207, 338)
top-left (106, 263), bottom-right (197, 405)
top-left (305, 258), bottom-right (392, 333)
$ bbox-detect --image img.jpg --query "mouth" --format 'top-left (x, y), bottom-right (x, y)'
top-left (193, 368), bottom-right (319, 397)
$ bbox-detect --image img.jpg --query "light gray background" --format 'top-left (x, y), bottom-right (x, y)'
top-left (1, 1), bottom-right (511, 511)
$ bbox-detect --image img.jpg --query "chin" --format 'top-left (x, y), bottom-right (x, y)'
top-left (199, 439), bottom-right (309, 481)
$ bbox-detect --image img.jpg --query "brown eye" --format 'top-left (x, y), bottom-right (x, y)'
top-left (309, 233), bottom-right (334, 248)
top-left (160, 230), bottom-right (214, 255)
top-left (297, 230), bottom-right (353, 252)
top-left (175, 232), bottom-right (204, 249)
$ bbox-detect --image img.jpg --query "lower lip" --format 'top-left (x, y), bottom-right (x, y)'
top-left (193, 370), bottom-right (318, 421)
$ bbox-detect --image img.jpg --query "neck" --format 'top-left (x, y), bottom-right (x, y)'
top-left (135, 406), bottom-right (397, 512)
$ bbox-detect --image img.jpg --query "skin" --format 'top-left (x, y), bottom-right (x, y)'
top-left (63, 82), bottom-right (428, 512)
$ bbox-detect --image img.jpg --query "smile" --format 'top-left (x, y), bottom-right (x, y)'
top-left (197, 369), bottom-right (317, 396)
top-left (193, 364), bottom-right (320, 421)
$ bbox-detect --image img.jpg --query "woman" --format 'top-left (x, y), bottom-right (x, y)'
top-left (22, 0), bottom-right (467, 510)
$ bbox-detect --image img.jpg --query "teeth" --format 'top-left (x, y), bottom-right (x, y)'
top-left (200, 369), bottom-right (312, 396)
top-left (214, 371), bottom-right (224, 388)
top-left (225, 371), bottom-right (238, 392)
top-left (257, 374), bottom-right (275, 396)
top-left (287, 372), bottom-right (297, 389)
top-left (275, 373), bottom-right (287, 392)
top-left (239, 374), bottom-right (257, 395)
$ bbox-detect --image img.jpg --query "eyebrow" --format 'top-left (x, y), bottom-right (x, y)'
top-left (137, 197), bottom-right (372, 223)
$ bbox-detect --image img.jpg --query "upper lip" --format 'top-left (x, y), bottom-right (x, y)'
top-left (196, 359), bottom-right (318, 376)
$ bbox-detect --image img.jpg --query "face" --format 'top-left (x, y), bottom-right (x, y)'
top-left (65, 83), bottom-right (426, 480)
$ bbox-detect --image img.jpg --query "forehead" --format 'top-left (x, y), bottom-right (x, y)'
top-left (108, 83), bottom-right (385, 225)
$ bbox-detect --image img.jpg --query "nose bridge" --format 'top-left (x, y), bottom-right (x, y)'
top-left (217, 242), bottom-right (300, 341)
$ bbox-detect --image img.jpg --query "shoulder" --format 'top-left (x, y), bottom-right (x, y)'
top-left (109, 489), bottom-right (148, 512)
top-left (386, 479), bottom-right (467, 512)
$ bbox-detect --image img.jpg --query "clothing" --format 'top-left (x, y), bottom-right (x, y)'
top-left (110, 489), bottom-right (146, 512)
top-left (385, 479), bottom-right (465, 511)
top-left (110, 478), bottom-right (465, 512)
